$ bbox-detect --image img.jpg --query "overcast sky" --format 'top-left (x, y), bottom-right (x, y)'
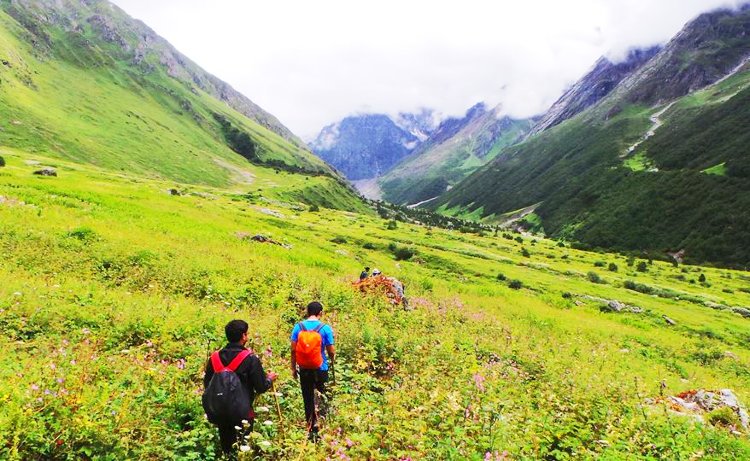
top-left (112, 0), bottom-right (743, 139)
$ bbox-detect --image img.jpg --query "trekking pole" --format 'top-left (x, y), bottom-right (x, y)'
top-left (271, 381), bottom-right (286, 440)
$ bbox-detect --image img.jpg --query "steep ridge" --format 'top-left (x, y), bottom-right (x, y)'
top-left (432, 5), bottom-right (750, 267)
top-left (0, 0), bottom-right (367, 212)
top-left (378, 103), bottom-right (534, 205)
top-left (527, 46), bottom-right (660, 137)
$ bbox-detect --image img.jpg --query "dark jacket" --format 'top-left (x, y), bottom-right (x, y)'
top-left (203, 342), bottom-right (273, 417)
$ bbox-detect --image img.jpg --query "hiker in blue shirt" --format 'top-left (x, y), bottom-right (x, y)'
top-left (290, 301), bottom-right (335, 441)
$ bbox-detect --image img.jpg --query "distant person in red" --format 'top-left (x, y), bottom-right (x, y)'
top-left (203, 320), bottom-right (278, 455)
top-left (290, 302), bottom-right (336, 441)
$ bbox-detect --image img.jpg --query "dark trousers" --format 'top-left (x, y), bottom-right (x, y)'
top-left (299, 369), bottom-right (329, 433)
top-left (218, 419), bottom-right (254, 456)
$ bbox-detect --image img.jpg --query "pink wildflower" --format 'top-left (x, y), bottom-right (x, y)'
top-left (473, 373), bottom-right (486, 392)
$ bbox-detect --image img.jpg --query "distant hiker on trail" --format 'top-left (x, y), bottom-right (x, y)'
top-left (359, 266), bottom-right (370, 280)
top-left (290, 301), bottom-right (335, 441)
top-left (364, 269), bottom-right (408, 308)
top-left (203, 320), bottom-right (278, 455)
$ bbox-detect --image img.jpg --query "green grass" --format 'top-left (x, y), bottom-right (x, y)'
top-left (2, 150), bottom-right (750, 459)
top-left (623, 151), bottom-right (656, 172)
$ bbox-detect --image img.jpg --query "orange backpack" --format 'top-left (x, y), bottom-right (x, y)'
top-left (295, 322), bottom-right (325, 369)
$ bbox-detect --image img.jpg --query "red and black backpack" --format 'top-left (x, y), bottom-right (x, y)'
top-left (202, 350), bottom-right (252, 425)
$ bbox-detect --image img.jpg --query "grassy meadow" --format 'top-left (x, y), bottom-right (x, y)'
top-left (2, 150), bottom-right (750, 460)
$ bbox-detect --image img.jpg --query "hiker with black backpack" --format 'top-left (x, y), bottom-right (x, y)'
top-left (203, 320), bottom-right (278, 455)
top-left (290, 301), bottom-right (335, 441)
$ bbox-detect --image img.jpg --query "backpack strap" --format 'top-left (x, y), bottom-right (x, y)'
top-left (298, 322), bottom-right (307, 332)
top-left (313, 323), bottom-right (326, 333)
top-left (225, 349), bottom-right (252, 372)
top-left (210, 351), bottom-right (225, 373)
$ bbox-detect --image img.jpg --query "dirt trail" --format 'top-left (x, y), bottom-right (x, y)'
top-left (621, 101), bottom-right (676, 158)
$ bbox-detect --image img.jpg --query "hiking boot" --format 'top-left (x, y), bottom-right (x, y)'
top-left (308, 428), bottom-right (320, 443)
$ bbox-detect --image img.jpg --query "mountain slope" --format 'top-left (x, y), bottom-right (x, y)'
top-left (0, 0), bottom-right (366, 211)
top-left (310, 114), bottom-right (422, 181)
top-left (433, 5), bottom-right (750, 267)
top-left (526, 46), bottom-right (660, 137)
top-left (379, 103), bottom-right (533, 205)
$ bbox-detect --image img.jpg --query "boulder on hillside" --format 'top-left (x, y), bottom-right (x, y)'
top-left (594, 297), bottom-right (644, 314)
top-left (654, 389), bottom-right (750, 430)
top-left (33, 167), bottom-right (57, 177)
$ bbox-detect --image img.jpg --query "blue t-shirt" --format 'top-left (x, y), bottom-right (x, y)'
top-left (291, 319), bottom-right (335, 371)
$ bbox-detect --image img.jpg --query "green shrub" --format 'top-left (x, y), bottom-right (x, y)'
top-left (66, 227), bottom-right (97, 242)
top-left (497, 273), bottom-right (507, 281)
top-left (508, 279), bottom-right (523, 289)
top-left (308, 204), bottom-right (320, 212)
top-left (521, 248), bottom-right (531, 258)
top-left (699, 273), bottom-right (707, 283)
top-left (393, 246), bottom-right (416, 261)
top-left (707, 407), bottom-right (741, 427)
top-left (587, 271), bottom-right (603, 284)
top-left (330, 236), bottom-right (347, 244)
top-left (386, 220), bottom-right (398, 230)
top-left (608, 262), bottom-right (618, 272)
top-left (594, 261), bottom-right (606, 267)
top-left (362, 242), bottom-right (377, 250)
top-left (636, 261), bottom-right (648, 272)
top-left (0, 156), bottom-right (5, 167)
top-left (624, 280), bottom-right (654, 294)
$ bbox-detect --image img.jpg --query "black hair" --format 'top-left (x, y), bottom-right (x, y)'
top-left (306, 301), bottom-right (323, 316)
top-left (225, 319), bottom-right (249, 342)
top-left (365, 267), bottom-right (370, 271)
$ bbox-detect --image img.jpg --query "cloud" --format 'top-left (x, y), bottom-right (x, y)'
top-left (112, 0), bottom-right (742, 139)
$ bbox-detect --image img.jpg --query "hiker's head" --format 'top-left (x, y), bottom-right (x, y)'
top-left (365, 267), bottom-right (370, 272)
top-left (372, 268), bottom-right (381, 276)
top-left (306, 301), bottom-right (323, 317)
top-left (225, 319), bottom-right (249, 344)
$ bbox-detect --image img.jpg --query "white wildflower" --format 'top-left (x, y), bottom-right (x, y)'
top-left (258, 440), bottom-right (272, 448)
top-left (239, 445), bottom-right (251, 452)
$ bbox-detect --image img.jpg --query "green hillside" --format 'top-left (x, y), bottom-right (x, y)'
top-left (432, 7), bottom-right (750, 268)
top-left (379, 107), bottom-right (533, 205)
top-left (2, 152), bottom-right (750, 459)
top-left (0, 0), bottom-right (365, 212)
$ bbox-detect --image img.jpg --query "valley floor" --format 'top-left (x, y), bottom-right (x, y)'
top-left (1, 151), bottom-right (750, 459)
